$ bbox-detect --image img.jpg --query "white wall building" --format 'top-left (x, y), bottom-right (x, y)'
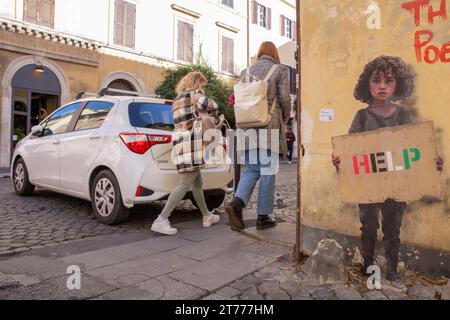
top-left (0, 0), bottom-right (297, 168)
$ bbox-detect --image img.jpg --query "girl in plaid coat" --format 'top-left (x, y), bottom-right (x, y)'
top-left (151, 72), bottom-right (221, 235)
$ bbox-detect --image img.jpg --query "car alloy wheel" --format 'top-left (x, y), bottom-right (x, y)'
top-left (94, 178), bottom-right (115, 217)
top-left (14, 163), bottom-right (25, 191)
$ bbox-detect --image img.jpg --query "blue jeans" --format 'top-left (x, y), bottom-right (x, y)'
top-left (235, 149), bottom-right (278, 216)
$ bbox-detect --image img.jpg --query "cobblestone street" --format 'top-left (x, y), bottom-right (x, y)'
top-left (1, 163), bottom-right (448, 300)
top-left (0, 163), bottom-right (298, 256)
top-left (0, 177), bottom-right (211, 256)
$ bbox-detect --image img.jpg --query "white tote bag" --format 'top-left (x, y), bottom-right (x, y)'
top-left (233, 64), bottom-right (278, 128)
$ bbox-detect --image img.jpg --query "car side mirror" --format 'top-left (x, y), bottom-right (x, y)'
top-left (31, 125), bottom-right (43, 136)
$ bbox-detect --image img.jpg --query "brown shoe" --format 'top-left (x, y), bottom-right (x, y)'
top-left (225, 197), bottom-right (245, 231)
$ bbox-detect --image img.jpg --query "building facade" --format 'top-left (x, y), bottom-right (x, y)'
top-left (0, 0), bottom-right (297, 169)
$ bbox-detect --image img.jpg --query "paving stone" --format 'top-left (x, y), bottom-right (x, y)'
top-left (407, 285), bottom-right (437, 300)
top-left (441, 283), bottom-right (450, 300)
top-left (61, 251), bottom-right (126, 271)
top-left (169, 251), bottom-right (275, 292)
top-left (240, 287), bottom-right (265, 300)
top-left (364, 290), bottom-right (388, 300)
top-left (258, 280), bottom-right (290, 300)
top-left (0, 273), bottom-right (116, 300)
top-left (0, 255), bottom-right (69, 281)
top-left (279, 280), bottom-right (308, 298)
top-left (0, 272), bottom-right (20, 290)
top-left (86, 252), bottom-right (196, 288)
top-left (241, 274), bottom-right (262, 285)
top-left (309, 286), bottom-right (336, 300)
top-left (230, 280), bottom-right (253, 292)
top-left (215, 286), bottom-right (241, 299)
top-left (333, 286), bottom-right (363, 300)
top-left (173, 233), bottom-right (256, 261)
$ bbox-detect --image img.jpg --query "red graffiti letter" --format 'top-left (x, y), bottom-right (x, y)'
top-left (402, 0), bottom-right (430, 26)
top-left (353, 155), bottom-right (370, 175)
top-left (414, 30), bottom-right (434, 62)
top-left (428, 0), bottom-right (447, 25)
top-left (441, 43), bottom-right (450, 63)
top-left (424, 45), bottom-right (441, 64)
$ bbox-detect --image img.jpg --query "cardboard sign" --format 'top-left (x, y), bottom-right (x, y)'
top-left (332, 121), bottom-right (443, 203)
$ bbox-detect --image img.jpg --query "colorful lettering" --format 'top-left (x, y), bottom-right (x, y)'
top-left (352, 148), bottom-right (421, 176)
top-left (353, 154), bottom-right (370, 175)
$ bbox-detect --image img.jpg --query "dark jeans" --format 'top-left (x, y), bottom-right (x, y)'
top-left (359, 200), bottom-right (405, 270)
top-left (287, 143), bottom-right (294, 161)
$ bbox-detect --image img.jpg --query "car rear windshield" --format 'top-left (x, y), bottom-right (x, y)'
top-left (129, 102), bottom-right (174, 131)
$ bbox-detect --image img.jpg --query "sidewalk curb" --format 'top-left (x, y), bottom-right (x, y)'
top-left (239, 222), bottom-right (296, 250)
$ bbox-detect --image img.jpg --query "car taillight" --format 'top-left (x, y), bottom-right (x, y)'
top-left (147, 134), bottom-right (172, 148)
top-left (119, 133), bottom-right (171, 154)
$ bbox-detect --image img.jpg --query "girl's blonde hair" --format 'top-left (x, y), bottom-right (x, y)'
top-left (256, 41), bottom-right (281, 64)
top-left (175, 71), bottom-right (208, 94)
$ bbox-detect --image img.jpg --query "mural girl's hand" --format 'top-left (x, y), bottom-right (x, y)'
top-left (331, 153), bottom-right (341, 170)
top-left (436, 156), bottom-right (444, 171)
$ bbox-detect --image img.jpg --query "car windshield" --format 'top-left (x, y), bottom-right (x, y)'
top-left (128, 102), bottom-right (174, 131)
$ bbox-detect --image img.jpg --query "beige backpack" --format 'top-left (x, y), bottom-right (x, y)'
top-left (233, 64), bottom-right (279, 128)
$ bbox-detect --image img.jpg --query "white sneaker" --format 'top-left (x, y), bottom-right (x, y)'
top-left (203, 213), bottom-right (220, 227)
top-left (151, 216), bottom-right (178, 235)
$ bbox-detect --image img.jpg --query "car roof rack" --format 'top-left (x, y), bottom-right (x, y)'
top-left (74, 91), bottom-right (97, 100)
top-left (97, 88), bottom-right (164, 99)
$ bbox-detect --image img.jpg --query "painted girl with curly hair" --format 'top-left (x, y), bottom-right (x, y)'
top-left (331, 56), bottom-right (444, 282)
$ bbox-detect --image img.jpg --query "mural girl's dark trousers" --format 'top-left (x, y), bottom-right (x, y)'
top-left (359, 200), bottom-right (405, 276)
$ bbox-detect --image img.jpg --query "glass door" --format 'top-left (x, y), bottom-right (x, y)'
top-left (11, 89), bottom-right (60, 153)
top-left (12, 89), bottom-right (29, 150)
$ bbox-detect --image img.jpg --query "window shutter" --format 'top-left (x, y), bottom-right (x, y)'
top-left (24, 0), bottom-right (38, 24)
top-left (280, 15), bottom-right (285, 36)
top-left (114, 0), bottom-right (125, 45)
top-left (221, 37), bottom-right (228, 72)
top-left (266, 7), bottom-right (271, 30)
top-left (38, 0), bottom-right (54, 28)
top-left (177, 21), bottom-right (185, 61)
top-left (186, 23), bottom-right (194, 63)
top-left (125, 2), bottom-right (136, 48)
top-left (251, 1), bottom-right (258, 24)
top-left (293, 21), bottom-right (297, 40)
top-left (228, 38), bottom-right (234, 74)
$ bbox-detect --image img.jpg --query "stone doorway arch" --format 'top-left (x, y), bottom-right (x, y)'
top-left (1, 55), bottom-right (69, 168)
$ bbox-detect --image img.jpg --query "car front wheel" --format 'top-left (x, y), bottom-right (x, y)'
top-left (13, 158), bottom-right (35, 196)
top-left (91, 170), bottom-right (129, 225)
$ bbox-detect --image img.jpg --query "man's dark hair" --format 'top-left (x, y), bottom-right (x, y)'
top-left (354, 56), bottom-right (415, 104)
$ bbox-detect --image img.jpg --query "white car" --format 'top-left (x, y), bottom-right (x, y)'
top-left (11, 89), bottom-right (233, 225)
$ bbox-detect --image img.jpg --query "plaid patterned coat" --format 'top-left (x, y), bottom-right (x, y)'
top-left (172, 90), bottom-right (219, 173)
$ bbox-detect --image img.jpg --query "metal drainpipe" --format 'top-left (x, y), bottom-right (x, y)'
top-left (247, 0), bottom-right (250, 67)
top-left (295, 0), bottom-right (302, 262)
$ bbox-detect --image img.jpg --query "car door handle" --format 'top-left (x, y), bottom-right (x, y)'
top-left (89, 135), bottom-right (101, 140)
top-left (52, 140), bottom-right (60, 145)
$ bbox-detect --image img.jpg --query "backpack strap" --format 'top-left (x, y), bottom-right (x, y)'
top-left (264, 64), bottom-right (279, 81)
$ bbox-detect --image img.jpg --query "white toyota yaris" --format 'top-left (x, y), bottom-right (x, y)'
top-left (11, 90), bottom-right (233, 225)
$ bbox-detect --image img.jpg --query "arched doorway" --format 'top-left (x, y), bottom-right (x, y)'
top-left (11, 64), bottom-right (61, 150)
